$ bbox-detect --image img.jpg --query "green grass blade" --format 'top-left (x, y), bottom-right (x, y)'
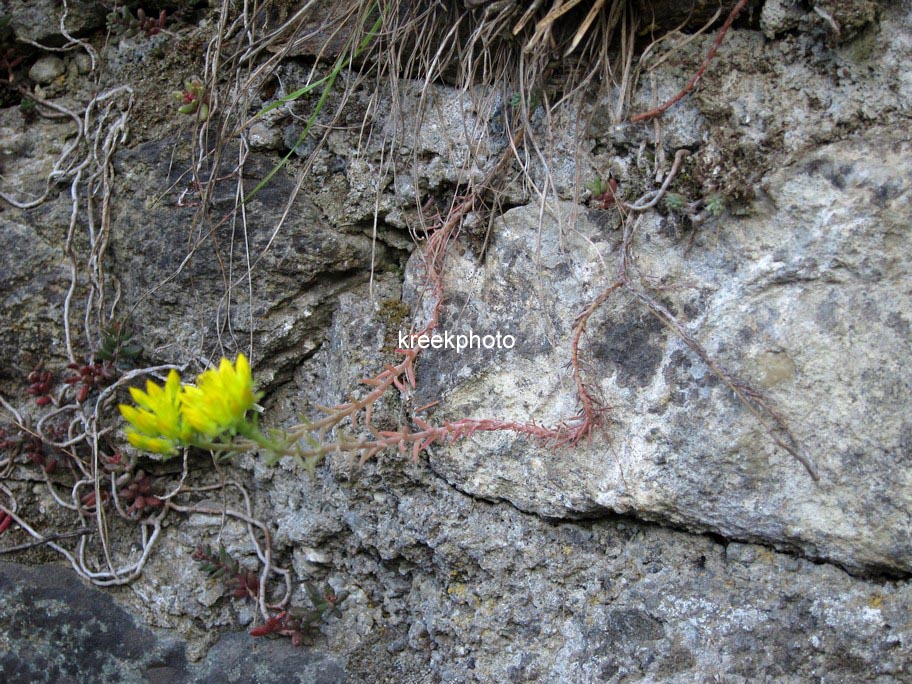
top-left (243, 5), bottom-right (382, 203)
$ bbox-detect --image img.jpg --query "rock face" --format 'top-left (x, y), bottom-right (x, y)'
top-left (1, 0), bottom-right (912, 682)
top-left (0, 561), bottom-right (345, 683)
top-left (396, 0), bottom-right (912, 577)
top-left (27, 56), bottom-right (66, 85)
top-left (6, 0), bottom-right (105, 43)
top-left (0, 215), bottom-right (71, 374)
top-left (409, 128), bottom-right (912, 576)
top-left (263, 450), bottom-right (912, 683)
top-left (107, 140), bottom-right (396, 388)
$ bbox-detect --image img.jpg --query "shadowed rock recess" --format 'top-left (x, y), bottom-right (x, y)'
top-left (1, 0), bottom-right (911, 682)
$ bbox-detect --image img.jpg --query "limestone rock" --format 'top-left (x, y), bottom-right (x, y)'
top-left (761, 0), bottom-right (806, 38)
top-left (7, 0), bottom-right (105, 43)
top-left (107, 139), bottom-right (395, 389)
top-left (27, 56), bottom-right (65, 85)
top-left (405, 130), bottom-right (912, 575)
top-left (2, 1), bottom-right (912, 682)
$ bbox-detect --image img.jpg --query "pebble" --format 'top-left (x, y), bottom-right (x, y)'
top-left (386, 637), bottom-right (407, 654)
top-left (74, 53), bottom-right (93, 75)
top-left (28, 55), bottom-right (65, 84)
top-left (248, 121), bottom-right (283, 151)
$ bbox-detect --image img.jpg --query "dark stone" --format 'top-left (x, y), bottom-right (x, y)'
top-left (0, 562), bottom-right (346, 684)
top-left (7, 0), bottom-right (105, 43)
top-left (602, 608), bottom-right (665, 642)
top-left (0, 561), bottom-right (188, 684)
top-left (193, 633), bottom-right (346, 684)
top-left (634, 1), bottom-right (760, 32)
top-left (591, 307), bottom-right (667, 389)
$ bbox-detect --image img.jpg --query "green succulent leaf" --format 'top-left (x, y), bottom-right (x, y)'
top-left (586, 178), bottom-right (607, 195)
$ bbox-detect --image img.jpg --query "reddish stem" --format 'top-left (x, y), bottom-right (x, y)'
top-left (631, 0), bottom-right (749, 124)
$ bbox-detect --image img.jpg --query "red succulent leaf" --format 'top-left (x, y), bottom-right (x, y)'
top-left (0, 512), bottom-right (13, 535)
top-left (250, 612), bottom-right (286, 637)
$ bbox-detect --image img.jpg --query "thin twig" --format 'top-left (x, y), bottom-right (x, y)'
top-left (0, 527), bottom-right (93, 555)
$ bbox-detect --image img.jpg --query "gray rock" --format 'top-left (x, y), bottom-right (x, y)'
top-left (0, 561), bottom-right (345, 684)
top-left (27, 56), bottom-right (65, 85)
top-left (404, 127), bottom-right (912, 575)
top-left (267, 455), bottom-right (912, 683)
top-left (386, 1), bottom-right (912, 577)
top-left (7, 0), bottom-right (105, 43)
top-left (0, 97), bottom-right (80, 370)
top-left (761, 0), bottom-right (806, 38)
top-left (73, 52), bottom-right (93, 75)
top-left (252, 275), bottom-right (912, 683)
top-left (0, 217), bottom-right (71, 371)
top-left (107, 138), bottom-right (396, 390)
top-left (2, 1), bottom-right (912, 682)
top-left (248, 121), bottom-right (284, 151)
top-left (197, 632), bottom-right (346, 683)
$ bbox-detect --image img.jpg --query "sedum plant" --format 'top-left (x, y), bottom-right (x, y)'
top-left (119, 354), bottom-right (272, 457)
top-left (173, 78), bottom-right (209, 122)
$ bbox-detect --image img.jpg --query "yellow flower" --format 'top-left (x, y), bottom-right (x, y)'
top-left (119, 369), bottom-right (190, 456)
top-left (126, 432), bottom-right (182, 455)
top-left (180, 354), bottom-right (257, 439)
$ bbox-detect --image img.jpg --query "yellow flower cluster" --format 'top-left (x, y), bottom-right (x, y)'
top-left (119, 354), bottom-right (258, 457)
top-left (120, 369), bottom-right (190, 455)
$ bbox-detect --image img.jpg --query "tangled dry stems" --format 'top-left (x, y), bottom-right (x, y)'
top-left (0, 0), bottom-right (293, 628)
